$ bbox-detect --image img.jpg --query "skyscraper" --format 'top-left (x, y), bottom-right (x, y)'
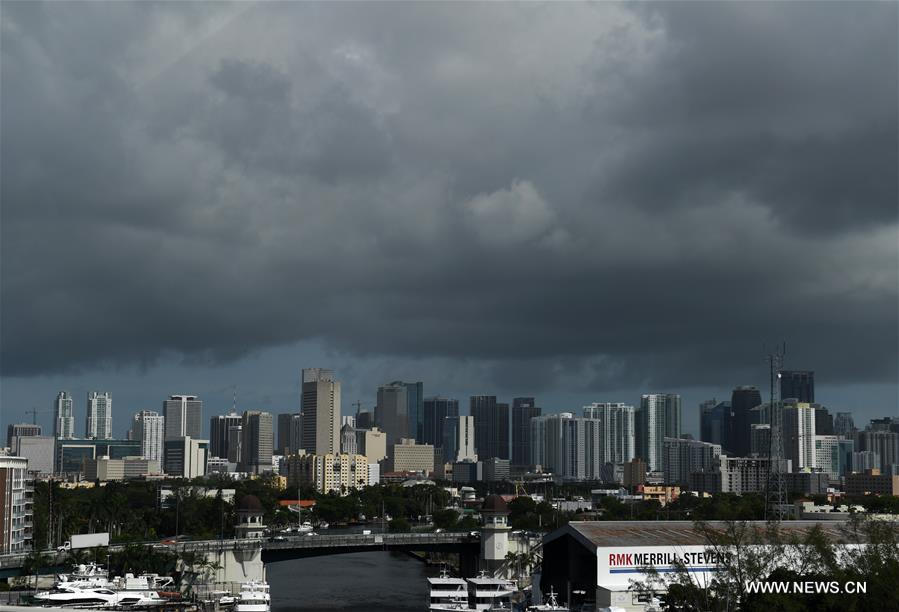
top-left (163, 395), bottom-right (203, 440)
top-left (85, 392), bottom-right (112, 439)
top-left (277, 413), bottom-right (297, 454)
top-left (512, 397), bottom-right (541, 466)
top-left (834, 412), bottom-right (856, 439)
top-left (583, 402), bottom-right (636, 465)
top-left (240, 411), bottom-right (273, 473)
top-left (129, 410), bottom-right (164, 463)
top-left (405, 382), bottom-right (424, 443)
top-left (376, 382), bottom-right (409, 443)
top-left (423, 397), bottom-right (459, 448)
top-left (637, 394), bottom-right (681, 473)
top-left (301, 368), bottom-right (340, 455)
top-left (340, 422), bottom-right (357, 455)
top-left (780, 370), bottom-right (815, 403)
top-left (443, 415), bottom-right (477, 463)
top-left (470, 396), bottom-right (510, 461)
top-left (699, 399), bottom-right (729, 446)
top-left (730, 386), bottom-right (762, 457)
top-left (530, 413), bottom-right (604, 481)
top-left (813, 405), bottom-right (834, 436)
top-left (782, 401), bottom-right (816, 470)
top-left (209, 412), bottom-right (242, 459)
top-left (54, 391), bottom-right (75, 439)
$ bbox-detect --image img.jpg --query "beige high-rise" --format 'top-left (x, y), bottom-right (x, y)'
top-left (300, 368), bottom-right (341, 456)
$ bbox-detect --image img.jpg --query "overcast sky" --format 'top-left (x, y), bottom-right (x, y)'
top-left (2, 2), bottom-right (897, 439)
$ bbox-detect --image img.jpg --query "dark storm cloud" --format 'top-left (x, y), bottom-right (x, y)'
top-left (1, 2), bottom-right (896, 392)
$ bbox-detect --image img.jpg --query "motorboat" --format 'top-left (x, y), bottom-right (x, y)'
top-left (235, 579), bottom-right (270, 612)
top-left (529, 587), bottom-right (570, 611)
top-left (34, 584), bottom-right (164, 607)
top-left (467, 572), bottom-right (515, 611)
top-left (428, 567), bottom-right (469, 611)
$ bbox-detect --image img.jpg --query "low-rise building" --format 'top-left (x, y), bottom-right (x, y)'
top-left (637, 485), bottom-right (680, 507)
top-left (287, 453), bottom-right (369, 493)
top-left (845, 468), bottom-right (899, 496)
top-left (12, 436), bottom-right (55, 476)
top-left (483, 458), bottom-right (510, 482)
top-left (387, 439), bottom-right (434, 475)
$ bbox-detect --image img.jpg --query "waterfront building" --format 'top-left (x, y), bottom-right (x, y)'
top-left (54, 391), bottom-right (75, 439)
top-left (387, 438), bottom-right (435, 474)
top-left (0, 455), bottom-right (32, 553)
top-left (512, 397), bottom-right (541, 467)
top-left (163, 395), bottom-right (203, 440)
top-left (470, 396), bottom-right (510, 461)
top-left (662, 437), bottom-right (721, 487)
top-left (240, 411), bottom-right (274, 474)
top-left (210, 412), bottom-right (242, 459)
top-left (636, 394), bottom-right (681, 473)
top-left (163, 436), bottom-right (208, 478)
top-left (129, 410), bottom-right (164, 463)
top-left (85, 392), bottom-right (113, 439)
top-left (287, 453), bottom-right (369, 493)
top-left (301, 368), bottom-right (341, 456)
top-left (11, 436), bottom-right (55, 475)
top-left (6, 424), bottom-right (41, 448)
top-left (422, 397), bottom-right (459, 448)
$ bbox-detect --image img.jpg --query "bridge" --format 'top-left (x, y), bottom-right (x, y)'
top-left (0, 532), bottom-right (481, 577)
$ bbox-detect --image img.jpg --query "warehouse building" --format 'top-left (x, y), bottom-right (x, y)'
top-left (540, 520), bottom-right (862, 611)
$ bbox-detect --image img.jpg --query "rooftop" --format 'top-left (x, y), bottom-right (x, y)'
top-left (545, 520), bottom-right (873, 549)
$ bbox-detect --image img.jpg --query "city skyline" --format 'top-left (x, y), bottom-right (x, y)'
top-left (2, 2), bottom-right (896, 435)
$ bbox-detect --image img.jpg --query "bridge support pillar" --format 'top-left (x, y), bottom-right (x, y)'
top-left (203, 547), bottom-right (266, 587)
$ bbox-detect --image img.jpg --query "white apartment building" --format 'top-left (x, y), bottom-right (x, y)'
top-left (583, 403), bottom-right (636, 464)
top-left (783, 401), bottom-right (816, 470)
top-left (130, 410), bottom-right (165, 463)
top-left (814, 435), bottom-right (840, 479)
top-left (0, 455), bottom-right (32, 553)
top-left (85, 391), bottom-right (113, 440)
top-left (663, 437), bottom-right (721, 486)
top-left (288, 453), bottom-right (370, 493)
top-left (54, 391), bottom-right (75, 439)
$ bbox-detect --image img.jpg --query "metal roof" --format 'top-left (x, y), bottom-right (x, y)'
top-left (544, 520), bottom-right (872, 549)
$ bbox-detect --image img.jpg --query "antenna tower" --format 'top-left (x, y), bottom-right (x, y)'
top-left (764, 344), bottom-right (787, 521)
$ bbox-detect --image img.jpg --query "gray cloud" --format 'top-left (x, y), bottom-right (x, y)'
top-left (1, 2), bottom-right (896, 394)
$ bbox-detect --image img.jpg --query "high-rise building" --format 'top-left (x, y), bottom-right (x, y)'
top-left (340, 422), bottom-right (357, 455)
top-left (834, 412), bottom-right (856, 439)
top-left (814, 435), bottom-right (840, 478)
top-left (729, 386), bottom-right (762, 457)
top-left (530, 413), bottom-right (603, 481)
top-left (376, 382), bottom-right (409, 443)
top-left (288, 453), bottom-right (370, 493)
top-left (0, 456), bottom-right (32, 553)
top-left (782, 401), bottom-right (816, 470)
top-left (6, 424), bottom-right (41, 448)
top-left (813, 405), bottom-right (834, 436)
top-left (85, 392), bottom-right (112, 439)
top-left (301, 368), bottom-right (341, 456)
top-left (163, 395), bottom-right (203, 440)
top-left (423, 397), bottom-right (459, 448)
top-left (209, 412), bottom-right (242, 459)
top-left (637, 394), bottom-right (681, 473)
top-left (699, 400), bottom-right (730, 447)
top-left (404, 382), bottom-right (424, 443)
top-left (444, 415), bottom-right (477, 463)
top-left (387, 439), bottom-right (434, 474)
top-left (355, 411), bottom-right (374, 430)
top-left (512, 398), bottom-right (541, 466)
top-left (227, 425), bottom-right (242, 463)
top-left (780, 370), bottom-right (815, 403)
top-left (750, 424), bottom-right (771, 457)
top-left (12, 436), bottom-right (55, 476)
top-left (163, 436), bottom-right (208, 479)
top-left (240, 411), bottom-right (274, 474)
top-left (54, 392), bottom-right (75, 439)
top-left (355, 427), bottom-right (387, 463)
top-left (277, 413), bottom-right (298, 455)
top-left (663, 437), bottom-right (721, 486)
top-left (129, 410), bottom-right (164, 463)
top-left (857, 430), bottom-right (899, 472)
top-left (583, 403), bottom-right (636, 465)
top-left (470, 396), bottom-right (510, 461)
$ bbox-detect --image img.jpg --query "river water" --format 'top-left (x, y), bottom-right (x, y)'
top-left (267, 551), bottom-right (431, 611)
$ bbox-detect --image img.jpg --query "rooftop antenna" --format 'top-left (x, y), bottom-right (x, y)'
top-left (764, 342), bottom-right (787, 522)
top-left (353, 400), bottom-right (363, 414)
top-left (232, 385), bottom-right (238, 414)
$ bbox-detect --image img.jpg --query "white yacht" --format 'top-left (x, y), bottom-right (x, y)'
top-left (528, 587), bottom-right (569, 611)
top-left (467, 572), bottom-right (515, 611)
top-left (34, 584), bottom-right (164, 607)
top-left (427, 568), bottom-right (469, 611)
top-left (235, 579), bottom-right (271, 612)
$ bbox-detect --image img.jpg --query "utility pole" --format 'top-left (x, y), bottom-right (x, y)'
top-left (764, 344), bottom-right (788, 522)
